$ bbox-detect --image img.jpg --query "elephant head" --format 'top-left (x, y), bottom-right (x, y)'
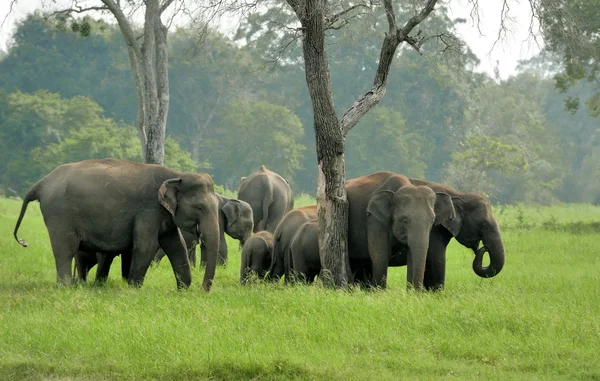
top-left (366, 185), bottom-right (455, 289)
top-left (442, 194), bottom-right (505, 279)
top-left (159, 173), bottom-right (220, 291)
top-left (221, 198), bottom-right (254, 245)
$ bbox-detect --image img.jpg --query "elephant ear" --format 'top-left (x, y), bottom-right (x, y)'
top-left (441, 196), bottom-right (464, 237)
top-left (434, 192), bottom-right (456, 227)
top-left (366, 190), bottom-right (394, 225)
top-left (158, 178), bottom-right (182, 217)
top-left (222, 199), bottom-right (242, 228)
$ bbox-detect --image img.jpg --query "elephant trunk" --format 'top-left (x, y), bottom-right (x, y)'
top-left (201, 207), bottom-right (220, 292)
top-left (473, 227), bottom-right (505, 278)
top-left (407, 230), bottom-right (430, 290)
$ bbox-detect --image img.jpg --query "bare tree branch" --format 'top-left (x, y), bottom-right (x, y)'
top-left (340, 0), bottom-right (439, 136)
top-left (160, 0), bottom-right (177, 15)
top-left (1, 0), bottom-right (20, 32)
top-left (50, 5), bottom-right (110, 16)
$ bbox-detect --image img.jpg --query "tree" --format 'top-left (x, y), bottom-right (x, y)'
top-left (207, 99), bottom-right (306, 188)
top-left (539, 0), bottom-right (600, 115)
top-left (0, 89), bottom-right (195, 194)
top-left (345, 106), bottom-right (426, 180)
top-left (4, 0), bottom-right (220, 165)
top-left (234, 0), bottom-right (566, 287)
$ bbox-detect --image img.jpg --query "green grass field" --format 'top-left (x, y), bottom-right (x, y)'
top-left (0, 198), bottom-right (599, 380)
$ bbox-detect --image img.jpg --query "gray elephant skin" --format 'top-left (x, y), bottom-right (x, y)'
top-left (347, 172), bottom-right (456, 290)
top-left (157, 194), bottom-right (254, 267)
top-left (13, 158), bottom-right (221, 291)
top-left (406, 177), bottom-right (505, 290)
top-left (237, 165), bottom-right (294, 233)
top-left (76, 229), bottom-right (199, 283)
top-left (240, 231), bottom-right (274, 283)
top-left (79, 194), bottom-right (254, 282)
top-left (288, 219), bottom-right (320, 283)
top-left (268, 205), bottom-right (317, 281)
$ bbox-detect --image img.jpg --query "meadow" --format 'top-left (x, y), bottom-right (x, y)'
top-left (0, 197), bottom-right (599, 380)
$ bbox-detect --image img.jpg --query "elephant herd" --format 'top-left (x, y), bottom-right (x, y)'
top-left (13, 158), bottom-right (504, 292)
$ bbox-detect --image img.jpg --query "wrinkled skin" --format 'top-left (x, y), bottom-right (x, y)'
top-left (237, 165), bottom-right (294, 233)
top-left (198, 194), bottom-right (254, 267)
top-left (76, 229), bottom-right (199, 283)
top-left (76, 194), bottom-right (253, 281)
top-left (267, 205), bottom-right (317, 281)
top-left (406, 178), bottom-right (505, 290)
top-left (288, 219), bottom-right (321, 283)
top-left (13, 159), bottom-right (220, 291)
top-left (346, 172), bottom-right (456, 290)
top-left (353, 178), bottom-right (506, 291)
top-left (240, 231), bottom-right (274, 283)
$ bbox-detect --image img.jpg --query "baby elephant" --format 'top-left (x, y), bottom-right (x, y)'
top-left (240, 231), bottom-right (274, 283)
top-left (288, 219), bottom-right (321, 283)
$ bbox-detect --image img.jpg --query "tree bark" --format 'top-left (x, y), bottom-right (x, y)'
top-left (300, 0), bottom-right (349, 288)
top-left (286, 0), bottom-right (440, 288)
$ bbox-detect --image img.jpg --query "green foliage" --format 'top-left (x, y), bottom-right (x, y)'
top-left (540, 0), bottom-right (600, 114)
top-left (346, 106), bottom-right (426, 179)
top-left (0, 89), bottom-right (196, 194)
top-left (1, 198), bottom-right (600, 380)
top-left (209, 99), bottom-right (306, 188)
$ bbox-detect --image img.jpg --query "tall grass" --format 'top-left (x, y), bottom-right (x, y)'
top-left (0, 198), bottom-right (599, 380)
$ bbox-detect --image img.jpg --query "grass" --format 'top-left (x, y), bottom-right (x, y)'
top-left (0, 198), bottom-right (599, 380)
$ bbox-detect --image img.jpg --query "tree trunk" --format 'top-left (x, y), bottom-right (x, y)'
top-left (301, 0), bottom-right (350, 288)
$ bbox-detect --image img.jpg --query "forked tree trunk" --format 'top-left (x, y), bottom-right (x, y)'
top-left (301, 0), bottom-right (350, 288)
top-left (286, 0), bottom-right (439, 288)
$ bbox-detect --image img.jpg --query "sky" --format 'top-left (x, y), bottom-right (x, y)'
top-left (0, 0), bottom-right (542, 79)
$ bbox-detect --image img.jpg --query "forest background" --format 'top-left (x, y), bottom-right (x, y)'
top-left (0, 9), bottom-right (597, 204)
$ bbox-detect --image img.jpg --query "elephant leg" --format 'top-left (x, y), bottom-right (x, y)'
top-left (423, 240), bottom-right (447, 291)
top-left (47, 227), bottom-right (79, 285)
top-left (128, 218), bottom-right (161, 287)
top-left (153, 249), bottom-right (167, 266)
top-left (371, 256), bottom-right (389, 289)
top-left (158, 228), bottom-right (192, 289)
top-left (188, 246), bottom-right (197, 268)
top-left (121, 250), bottom-right (132, 280)
top-left (95, 253), bottom-right (115, 283)
top-left (218, 235), bottom-right (228, 267)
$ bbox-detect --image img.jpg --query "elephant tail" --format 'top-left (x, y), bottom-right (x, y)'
top-left (13, 182), bottom-right (42, 248)
top-left (259, 178), bottom-right (273, 232)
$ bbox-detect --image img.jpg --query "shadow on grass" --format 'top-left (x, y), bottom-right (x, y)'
top-left (2, 360), bottom-right (328, 381)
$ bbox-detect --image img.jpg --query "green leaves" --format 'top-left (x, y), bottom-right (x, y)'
top-left (209, 99), bottom-right (306, 188)
top-left (0, 90), bottom-right (195, 195)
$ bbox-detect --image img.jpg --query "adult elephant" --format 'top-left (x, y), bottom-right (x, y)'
top-left (267, 205), bottom-right (317, 281)
top-left (237, 165), bottom-right (294, 233)
top-left (13, 158), bottom-right (220, 291)
top-left (405, 177), bottom-right (505, 290)
top-left (346, 172), bottom-right (456, 290)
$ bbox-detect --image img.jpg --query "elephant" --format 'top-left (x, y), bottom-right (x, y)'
top-left (402, 177), bottom-right (505, 290)
top-left (156, 194), bottom-right (254, 267)
top-left (74, 229), bottom-right (199, 283)
top-left (78, 194), bottom-right (254, 282)
top-left (288, 219), bottom-right (320, 283)
top-left (13, 158), bottom-right (220, 291)
top-left (237, 165), bottom-right (294, 233)
top-left (240, 231), bottom-right (274, 283)
top-left (267, 205), bottom-right (317, 281)
top-left (346, 172), bottom-right (456, 290)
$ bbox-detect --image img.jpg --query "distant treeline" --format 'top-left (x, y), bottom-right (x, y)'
top-left (0, 12), bottom-right (598, 203)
